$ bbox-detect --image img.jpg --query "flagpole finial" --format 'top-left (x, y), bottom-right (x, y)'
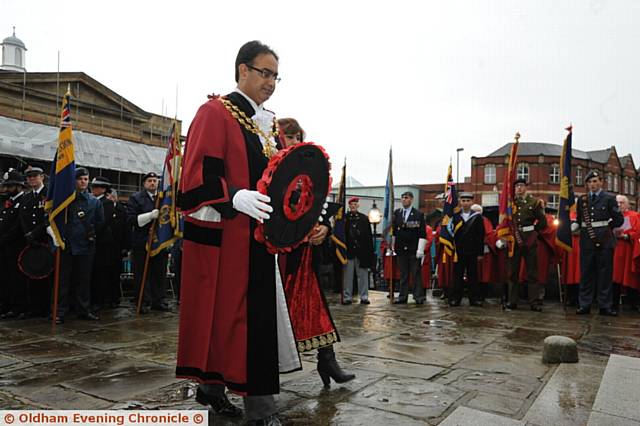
top-left (565, 124), bottom-right (572, 132)
top-left (514, 132), bottom-right (521, 143)
top-left (66, 83), bottom-right (72, 97)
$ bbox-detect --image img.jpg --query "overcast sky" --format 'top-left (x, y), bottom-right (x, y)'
top-left (2, 0), bottom-right (639, 185)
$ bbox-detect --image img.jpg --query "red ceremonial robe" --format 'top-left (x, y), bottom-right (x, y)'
top-left (559, 211), bottom-right (581, 286)
top-left (421, 225), bottom-right (434, 288)
top-left (381, 240), bottom-right (401, 281)
top-left (477, 217), bottom-right (496, 284)
top-left (176, 92), bottom-right (299, 397)
top-left (613, 210), bottom-right (640, 290)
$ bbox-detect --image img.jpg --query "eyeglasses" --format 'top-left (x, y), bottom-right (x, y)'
top-left (245, 64), bottom-right (281, 83)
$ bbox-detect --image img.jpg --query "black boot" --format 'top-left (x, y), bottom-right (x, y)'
top-left (317, 345), bottom-right (355, 388)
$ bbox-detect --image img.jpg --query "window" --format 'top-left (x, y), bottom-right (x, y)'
top-left (517, 163), bottom-right (529, 182)
top-left (550, 164), bottom-right (560, 184)
top-left (14, 49), bottom-right (21, 67)
top-left (614, 175), bottom-right (619, 192)
top-left (607, 173), bottom-right (613, 191)
top-left (481, 193), bottom-right (499, 206)
top-left (575, 167), bottom-right (583, 185)
top-left (547, 194), bottom-right (559, 210)
top-left (624, 178), bottom-right (629, 195)
top-left (631, 179), bottom-right (636, 197)
top-left (484, 164), bottom-right (496, 184)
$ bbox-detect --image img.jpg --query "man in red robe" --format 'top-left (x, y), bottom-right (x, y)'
top-left (559, 210), bottom-right (581, 305)
top-left (612, 195), bottom-right (640, 312)
top-left (177, 41), bottom-right (299, 425)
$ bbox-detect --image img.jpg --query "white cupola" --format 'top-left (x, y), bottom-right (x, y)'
top-left (1, 27), bottom-right (27, 72)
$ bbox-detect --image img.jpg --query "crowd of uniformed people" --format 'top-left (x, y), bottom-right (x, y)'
top-left (0, 166), bottom-right (181, 324)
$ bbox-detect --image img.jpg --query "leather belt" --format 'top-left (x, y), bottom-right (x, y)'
top-left (581, 220), bottom-right (609, 228)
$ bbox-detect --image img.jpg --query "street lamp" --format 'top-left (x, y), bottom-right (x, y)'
top-left (456, 148), bottom-right (464, 185)
top-left (368, 201), bottom-right (382, 286)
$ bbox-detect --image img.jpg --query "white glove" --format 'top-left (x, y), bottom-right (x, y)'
top-left (496, 239), bottom-right (506, 250)
top-left (570, 222), bottom-right (579, 232)
top-left (416, 238), bottom-right (427, 259)
top-left (232, 189), bottom-right (272, 222)
top-left (46, 226), bottom-right (61, 247)
top-left (137, 209), bottom-right (159, 227)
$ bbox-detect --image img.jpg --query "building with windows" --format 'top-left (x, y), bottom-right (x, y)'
top-left (0, 30), bottom-right (180, 198)
top-left (470, 142), bottom-right (638, 210)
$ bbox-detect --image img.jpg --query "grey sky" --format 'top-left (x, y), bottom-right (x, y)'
top-left (2, 0), bottom-right (639, 185)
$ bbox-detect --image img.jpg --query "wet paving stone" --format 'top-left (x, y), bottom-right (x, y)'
top-left (438, 370), bottom-right (542, 401)
top-left (281, 368), bottom-right (384, 401)
top-left (0, 390), bottom-right (32, 409)
top-left (0, 327), bottom-right (47, 348)
top-left (0, 354), bottom-right (20, 368)
top-left (347, 375), bottom-right (465, 420)
top-left (281, 400), bottom-right (426, 425)
top-left (0, 339), bottom-right (98, 363)
top-left (465, 392), bottom-right (526, 416)
top-left (454, 351), bottom-right (551, 379)
top-left (62, 362), bottom-right (179, 401)
top-left (112, 336), bottom-right (178, 366)
top-left (339, 353), bottom-right (445, 380)
top-left (69, 327), bottom-right (156, 351)
top-left (524, 362), bottom-right (605, 426)
top-left (25, 385), bottom-right (114, 409)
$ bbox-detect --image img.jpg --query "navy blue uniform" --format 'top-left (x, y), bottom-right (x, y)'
top-left (451, 211), bottom-right (485, 305)
top-left (576, 190), bottom-right (624, 311)
top-left (126, 190), bottom-right (168, 309)
top-left (392, 207), bottom-right (427, 303)
top-left (0, 192), bottom-right (27, 316)
top-left (56, 191), bottom-right (104, 318)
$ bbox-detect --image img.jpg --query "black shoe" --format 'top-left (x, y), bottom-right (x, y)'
top-left (576, 307), bottom-right (591, 315)
top-left (415, 299), bottom-right (425, 305)
top-left (48, 315), bottom-right (64, 324)
top-left (0, 310), bottom-right (18, 319)
top-left (317, 346), bottom-right (356, 388)
top-left (249, 414), bottom-right (282, 426)
top-left (393, 298), bottom-right (407, 304)
top-left (599, 308), bottom-right (618, 317)
top-left (342, 300), bottom-right (352, 305)
top-left (195, 387), bottom-right (242, 417)
top-left (530, 305), bottom-right (542, 312)
top-left (503, 303), bottom-right (517, 311)
top-left (360, 299), bottom-right (370, 305)
top-left (151, 303), bottom-right (171, 312)
top-left (79, 312), bottom-right (100, 321)
top-left (470, 301), bottom-right (484, 307)
top-left (448, 300), bottom-right (461, 307)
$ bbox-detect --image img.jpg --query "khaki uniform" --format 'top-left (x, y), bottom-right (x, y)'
top-left (508, 194), bottom-right (547, 307)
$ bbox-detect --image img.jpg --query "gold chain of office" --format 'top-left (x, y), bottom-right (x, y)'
top-left (220, 98), bottom-right (278, 158)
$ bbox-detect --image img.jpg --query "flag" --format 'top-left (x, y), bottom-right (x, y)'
top-left (381, 147), bottom-right (395, 247)
top-left (148, 121), bottom-right (183, 256)
top-left (45, 87), bottom-right (76, 250)
top-left (555, 126), bottom-right (575, 251)
top-left (331, 159), bottom-right (348, 265)
top-left (496, 133), bottom-right (520, 257)
top-left (438, 162), bottom-right (462, 262)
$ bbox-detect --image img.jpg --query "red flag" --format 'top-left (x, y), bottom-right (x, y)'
top-left (496, 132), bottom-right (520, 257)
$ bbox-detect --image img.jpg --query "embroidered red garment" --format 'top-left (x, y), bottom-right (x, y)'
top-left (284, 245), bottom-right (337, 352)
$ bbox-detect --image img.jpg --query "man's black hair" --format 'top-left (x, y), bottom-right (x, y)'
top-left (235, 40), bottom-right (279, 82)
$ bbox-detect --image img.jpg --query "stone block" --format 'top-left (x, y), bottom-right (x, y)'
top-left (542, 336), bottom-right (579, 364)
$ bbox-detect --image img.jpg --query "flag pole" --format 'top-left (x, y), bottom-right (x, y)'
top-left (136, 194), bottom-right (162, 315)
top-left (51, 248), bottom-right (61, 331)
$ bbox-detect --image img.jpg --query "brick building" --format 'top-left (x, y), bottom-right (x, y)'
top-left (417, 142), bottom-right (639, 216)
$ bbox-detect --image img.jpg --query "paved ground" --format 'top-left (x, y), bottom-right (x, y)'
top-left (1, 291), bottom-right (639, 425)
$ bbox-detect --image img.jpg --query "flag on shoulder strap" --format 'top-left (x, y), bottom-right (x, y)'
top-left (148, 121), bottom-right (183, 256)
top-left (381, 147), bottom-right (395, 248)
top-left (496, 132), bottom-right (520, 257)
top-left (45, 87), bottom-right (76, 250)
top-left (556, 125), bottom-right (575, 251)
top-left (438, 162), bottom-right (462, 262)
top-left (331, 159), bottom-right (348, 265)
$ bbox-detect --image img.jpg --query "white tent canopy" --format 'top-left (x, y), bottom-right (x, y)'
top-left (0, 115), bottom-right (165, 174)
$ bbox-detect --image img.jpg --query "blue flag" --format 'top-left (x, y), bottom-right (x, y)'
top-left (556, 126), bottom-right (575, 251)
top-left (331, 159), bottom-right (348, 265)
top-left (45, 87), bottom-right (76, 250)
top-left (148, 121), bottom-right (183, 256)
top-left (381, 147), bottom-right (395, 246)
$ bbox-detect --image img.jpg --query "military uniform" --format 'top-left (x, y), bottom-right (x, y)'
top-left (451, 201), bottom-right (485, 306)
top-left (507, 193), bottom-right (547, 309)
top-left (18, 183), bottom-right (51, 316)
top-left (126, 179), bottom-right (169, 311)
top-left (0, 186), bottom-right (28, 318)
top-left (392, 205), bottom-right (427, 303)
top-left (576, 179), bottom-right (623, 313)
